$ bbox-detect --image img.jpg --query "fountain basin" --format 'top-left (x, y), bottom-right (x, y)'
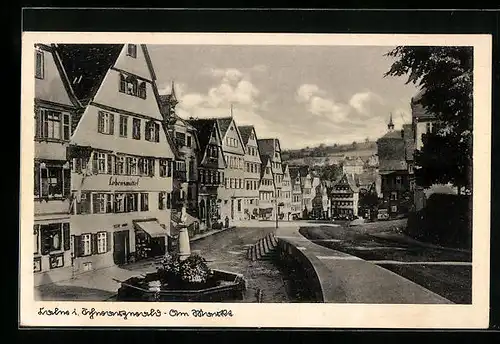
top-left (116, 269), bottom-right (246, 302)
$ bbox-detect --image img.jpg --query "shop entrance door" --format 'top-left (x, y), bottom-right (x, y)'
top-left (113, 230), bottom-right (129, 265)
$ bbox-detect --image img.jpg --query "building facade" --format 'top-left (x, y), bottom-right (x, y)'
top-left (257, 139), bottom-right (284, 219)
top-left (159, 85), bottom-right (199, 216)
top-left (217, 117), bottom-right (246, 225)
top-left (238, 125), bottom-right (262, 220)
top-left (186, 119), bottom-right (226, 230)
top-left (342, 157), bottom-right (365, 175)
top-left (330, 174), bottom-right (360, 218)
top-left (377, 115), bottom-right (415, 218)
top-left (62, 44), bottom-right (177, 273)
top-left (312, 182), bottom-right (331, 219)
top-left (258, 156), bottom-right (276, 220)
top-left (33, 44), bottom-right (82, 286)
top-left (289, 167), bottom-right (303, 219)
top-left (281, 164), bottom-right (293, 221)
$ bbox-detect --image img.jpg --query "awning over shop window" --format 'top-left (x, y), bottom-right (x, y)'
top-left (133, 219), bottom-right (166, 238)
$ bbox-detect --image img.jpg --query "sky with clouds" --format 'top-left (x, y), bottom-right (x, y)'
top-left (148, 45), bottom-right (419, 150)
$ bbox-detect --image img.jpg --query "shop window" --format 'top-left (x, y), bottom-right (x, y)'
top-left (35, 50), bottom-right (44, 79)
top-left (97, 232), bottom-right (107, 254)
top-left (97, 111), bottom-right (114, 135)
top-left (119, 115), bottom-right (128, 137)
top-left (140, 193), bottom-right (149, 211)
top-left (132, 118), bottom-right (141, 140)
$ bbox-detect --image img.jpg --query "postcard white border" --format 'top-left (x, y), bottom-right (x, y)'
top-left (20, 32), bottom-right (491, 328)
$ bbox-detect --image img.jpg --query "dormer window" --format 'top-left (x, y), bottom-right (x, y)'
top-left (35, 50), bottom-right (44, 79)
top-left (127, 44), bottom-right (137, 58)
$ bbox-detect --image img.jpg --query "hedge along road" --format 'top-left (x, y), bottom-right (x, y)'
top-left (298, 220), bottom-right (472, 304)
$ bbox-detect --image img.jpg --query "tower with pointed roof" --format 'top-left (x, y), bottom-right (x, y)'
top-left (388, 113), bottom-right (395, 131)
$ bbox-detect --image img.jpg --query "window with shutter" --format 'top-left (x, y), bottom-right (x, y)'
top-left (154, 123), bottom-right (160, 142)
top-left (63, 114), bottom-right (71, 140)
top-left (119, 74), bottom-right (126, 93)
top-left (106, 232), bottom-right (112, 252)
top-left (35, 50), bottom-right (44, 79)
top-left (63, 223), bottom-right (70, 251)
top-left (34, 163), bottom-right (40, 197)
top-left (91, 233), bottom-right (98, 255)
top-left (107, 154), bottom-right (114, 174)
top-left (132, 118), bottom-right (141, 140)
top-left (63, 168), bottom-right (70, 197)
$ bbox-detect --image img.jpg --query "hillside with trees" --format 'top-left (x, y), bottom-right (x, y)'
top-left (282, 140), bottom-right (377, 164)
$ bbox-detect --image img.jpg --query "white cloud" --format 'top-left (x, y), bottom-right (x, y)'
top-left (205, 67), bottom-right (244, 84)
top-left (174, 67), bottom-right (275, 139)
top-left (296, 83), bottom-right (322, 103)
top-left (157, 81), bottom-right (187, 98)
top-left (349, 91), bottom-right (383, 115)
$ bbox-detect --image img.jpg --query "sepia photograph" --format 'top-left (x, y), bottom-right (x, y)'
top-left (19, 32), bottom-right (491, 328)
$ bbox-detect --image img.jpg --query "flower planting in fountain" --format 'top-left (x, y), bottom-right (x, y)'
top-left (154, 252), bottom-right (216, 289)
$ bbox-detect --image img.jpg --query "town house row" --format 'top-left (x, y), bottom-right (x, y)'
top-left (33, 43), bottom-right (293, 286)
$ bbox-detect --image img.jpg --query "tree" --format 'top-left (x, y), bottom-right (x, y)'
top-left (385, 46), bottom-right (473, 193)
top-left (320, 164), bottom-right (343, 182)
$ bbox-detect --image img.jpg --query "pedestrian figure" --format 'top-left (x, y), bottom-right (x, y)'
top-left (255, 288), bottom-right (264, 303)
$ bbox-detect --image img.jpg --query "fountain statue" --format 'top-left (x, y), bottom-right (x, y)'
top-left (178, 203), bottom-right (191, 261)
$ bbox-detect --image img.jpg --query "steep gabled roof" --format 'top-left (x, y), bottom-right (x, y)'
top-left (335, 174), bottom-right (359, 192)
top-left (257, 138), bottom-right (276, 157)
top-left (238, 125), bottom-right (254, 145)
top-left (260, 155), bottom-right (272, 180)
top-left (41, 44), bottom-right (83, 109)
top-left (56, 44), bottom-right (123, 105)
top-left (217, 117), bottom-right (233, 138)
top-left (186, 118), bottom-right (218, 162)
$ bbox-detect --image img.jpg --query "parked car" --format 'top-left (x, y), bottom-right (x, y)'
top-left (377, 209), bottom-right (389, 221)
